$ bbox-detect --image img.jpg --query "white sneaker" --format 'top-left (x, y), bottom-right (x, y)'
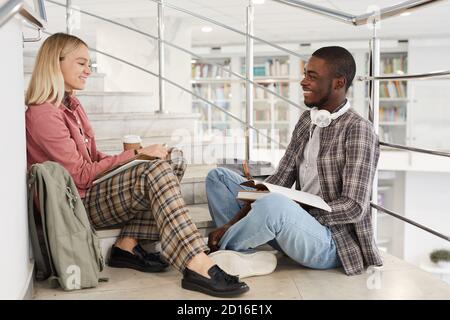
top-left (209, 250), bottom-right (277, 279)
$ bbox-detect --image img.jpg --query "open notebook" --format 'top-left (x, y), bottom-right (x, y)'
top-left (237, 180), bottom-right (332, 212)
top-left (92, 154), bottom-right (157, 185)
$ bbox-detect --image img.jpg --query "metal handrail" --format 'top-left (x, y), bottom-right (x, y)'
top-left (273, 0), bottom-right (444, 26)
top-left (371, 203), bottom-right (449, 241)
top-left (0, 0), bottom-right (46, 29)
top-left (46, 0), bottom-right (305, 111)
top-left (358, 69), bottom-right (450, 81)
top-left (381, 142), bottom-right (450, 158)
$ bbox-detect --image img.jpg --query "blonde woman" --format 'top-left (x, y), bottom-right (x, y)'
top-left (25, 33), bottom-right (249, 297)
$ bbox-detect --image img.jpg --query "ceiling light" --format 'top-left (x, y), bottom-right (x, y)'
top-left (201, 26), bottom-right (213, 33)
top-left (400, 12), bottom-right (411, 16)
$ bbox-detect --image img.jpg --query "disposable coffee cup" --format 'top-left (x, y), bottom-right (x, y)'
top-left (123, 135), bottom-right (142, 151)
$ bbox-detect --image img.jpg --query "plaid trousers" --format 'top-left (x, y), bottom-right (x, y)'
top-left (83, 148), bottom-right (208, 272)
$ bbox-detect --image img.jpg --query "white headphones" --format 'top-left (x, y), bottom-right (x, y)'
top-left (310, 100), bottom-right (351, 128)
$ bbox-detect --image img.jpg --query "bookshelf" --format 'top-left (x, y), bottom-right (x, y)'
top-left (191, 54), bottom-right (301, 150)
top-left (191, 57), bottom-right (232, 134)
top-left (371, 52), bottom-right (408, 145)
top-left (240, 56), bottom-right (292, 149)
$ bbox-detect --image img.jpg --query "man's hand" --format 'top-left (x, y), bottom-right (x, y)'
top-left (208, 225), bottom-right (229, 252)
top-left (137, 144), bottom-right (168, 159)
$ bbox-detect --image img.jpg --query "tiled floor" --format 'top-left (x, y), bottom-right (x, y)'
top-left (33, 251), bottom-right (450, 300)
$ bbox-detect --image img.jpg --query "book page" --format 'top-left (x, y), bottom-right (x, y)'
top-left (261, 182), bottom-right (332, 212)
top-left (93, 160), bottom-right (149, 185)
top-left (93, 156), bottom-right (155, 185)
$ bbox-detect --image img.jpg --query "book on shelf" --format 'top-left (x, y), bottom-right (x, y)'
top-left (213, 86), bottom-right (225, 101)
top-left (381, 55), bottom-right (407, 74)
top-left (237, 180), bottom-right (332, 212)
top-left (242, 57), bottom-right (289, 77)
top-left (280, 62), bottom-right (289, 76)
top-left (275, 82), bottom-right (289, 98)
top-left (394, 81), bottom-right (405, 97)
top-left (254, 109), bottom-right (270, 121)
top-left (255, 86), bottom-right (267, 99)
top-left (93, 154), bottom-right (158, 185)
top-left (192, 61), bottom-right (231, 78)
top-left (386, 82), bottom-right (397, 98)
top-left (379, 106), bottom-right (406, 122)
top-left (265, 60), bottom-right (271, 76)
top-left (276, 108), bottom-right (288, 121)
top-left (380, 81), bottom-right (406, 98)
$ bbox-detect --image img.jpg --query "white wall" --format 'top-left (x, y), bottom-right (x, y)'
top-left (401, 39), bottom-right (450, 266)
top-left (96, 16), bottom-right (192, 114)
top-left (0, 18), bottom-right (33, 300)
top-left (408, 38), bottom-right (450, 151)
top-left (403, 172), bottom-right (450, 265)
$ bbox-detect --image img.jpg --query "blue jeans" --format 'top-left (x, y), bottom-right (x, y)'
top-left (205, 167), bottom-right (341, 270)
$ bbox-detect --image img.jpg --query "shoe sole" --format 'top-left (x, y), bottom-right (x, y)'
top-left (208, 250), bottom-right (277, 279)
top-left (181, 279), bottom-right (249, 298)
top-left (108, 259), bottom-right (167, 273)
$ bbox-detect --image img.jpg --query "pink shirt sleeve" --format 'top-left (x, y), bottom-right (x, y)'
top-left (96, 150), bottom-right (112, 161)
top-left (31, 111), bottom-right (134, 190)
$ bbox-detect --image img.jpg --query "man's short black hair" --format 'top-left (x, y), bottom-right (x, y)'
top-left (312, 46), bottom-right (356, 91)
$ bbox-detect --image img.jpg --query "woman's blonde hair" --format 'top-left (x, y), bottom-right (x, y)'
top-left (25, 33), bottom-right (88, 106)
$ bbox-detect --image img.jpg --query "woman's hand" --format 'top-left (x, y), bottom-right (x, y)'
top-left (137, 144), bottom-right (168, 159)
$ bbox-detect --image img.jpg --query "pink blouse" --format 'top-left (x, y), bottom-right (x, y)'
top-left (26, 95), bottom-right (134, 198)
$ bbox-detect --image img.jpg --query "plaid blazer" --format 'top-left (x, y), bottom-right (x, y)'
top-left (265, 108), bottom-right (383, 275)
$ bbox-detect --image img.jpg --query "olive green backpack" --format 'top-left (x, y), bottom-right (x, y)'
top-left (27, 161), bottom-right (105, 290)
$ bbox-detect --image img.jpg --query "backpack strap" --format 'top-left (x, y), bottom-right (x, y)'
top-left (28, 170), bottom-right (60, 288)
top-left (27, 173), bottom-right (48, 280)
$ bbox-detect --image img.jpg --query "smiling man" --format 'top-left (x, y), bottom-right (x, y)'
top-left (206, 46), bottom-right (383, 276)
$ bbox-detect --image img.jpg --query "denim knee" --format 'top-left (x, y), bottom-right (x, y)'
top-left (206, 167), bottom-right (221, 182)
top-left (206, 167), bottom-right (237, 184)
top-left (252, 193), bottom-right (297, 223)
top-left (255, 193), bottom-right (294, 211)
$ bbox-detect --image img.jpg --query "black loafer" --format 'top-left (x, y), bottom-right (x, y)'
top-left (108, 245), bottom-right (168, 273)
top-left (181, 265), bottom-right (249, 297)
top-left (133, 244), bottom-right (169, 269)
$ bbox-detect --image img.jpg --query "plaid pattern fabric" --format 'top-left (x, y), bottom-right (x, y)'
top-left (83, 148), bottom-right (208, 272)
top-left (265, 109), bottom-right (383, 275)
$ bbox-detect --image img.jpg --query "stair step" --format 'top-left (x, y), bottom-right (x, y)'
top-left (96, 137), bottom-right (245, 166)
top-left (75, 91), bottom-right (155, 113)
top-left (88, 111), bottom-right (199, 140)
top-left (183, 164), bottom-right (216, 184)
top-left (181, 164), bottom-right (215, 205)
top-left (24, 71), bottom-right (106, 92)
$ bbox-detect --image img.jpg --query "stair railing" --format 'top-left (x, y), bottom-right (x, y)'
top-left (1, 0), bottom-right (47, 41)
top-left (42, 0), bottom-right (449, 243)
